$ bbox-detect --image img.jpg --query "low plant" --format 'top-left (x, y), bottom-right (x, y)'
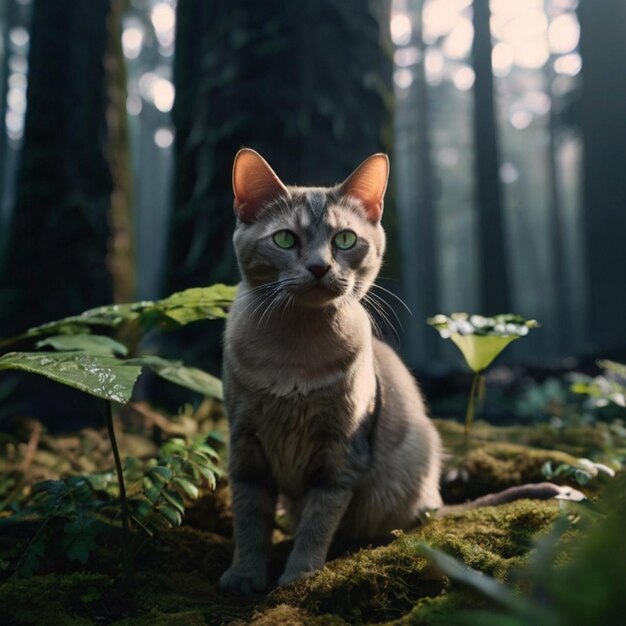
top-left (0, 284), bottom-right (236, 577)
top-left (428, 313), bottom-right (538, 434)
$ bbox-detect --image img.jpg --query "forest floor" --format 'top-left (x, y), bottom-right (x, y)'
top-left (0, 416), bottom-right (624, 625)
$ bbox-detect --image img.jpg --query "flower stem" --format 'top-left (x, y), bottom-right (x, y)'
top-left (104, 400), bottom-right (130, 573)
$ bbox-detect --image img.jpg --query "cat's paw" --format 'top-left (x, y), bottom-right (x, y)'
top-left (277, 568), bottom-right (316, 587)
top-left (219, 567), bottom-right (266, 595)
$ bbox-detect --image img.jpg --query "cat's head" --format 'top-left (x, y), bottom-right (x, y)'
top-left (231, 149), bottom-right (388, 309)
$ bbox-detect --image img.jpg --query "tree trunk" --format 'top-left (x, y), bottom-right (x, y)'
top-left (163, 0), bottom-right (393, 375)
top-left (471, 0), bottom-right (510, 315)
top-left (0, 0), bottom-right (114, 336)
top-left (104, 0), bottom-right (136, 306)
top-left (396, 0), bottom-right (439, 366)
top-left (577, 0), bottom-right (626, 355)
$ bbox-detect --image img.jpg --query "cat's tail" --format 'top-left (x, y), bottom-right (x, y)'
top-left (435, 482), bottom-right (585, 517)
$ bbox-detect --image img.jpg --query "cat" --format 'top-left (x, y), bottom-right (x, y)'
top-left (219, 148), bottom-right (569, 596)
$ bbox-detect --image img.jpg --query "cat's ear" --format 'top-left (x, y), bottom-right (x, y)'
top-left (340, 154), bottom-right (389, 223)
top-left (232, 148), bottom-right (289, 222)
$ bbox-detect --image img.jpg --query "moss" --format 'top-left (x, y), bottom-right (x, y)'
top-left (112, 608), bottom-right (208, 626)
top-left (0, 572), bottom-right (112, 626)
top-left (236, 604), bottom-right (349, 625)
top-left (2, 418), bottom-right (604, 625)
top-left (434, 419), bottom-right (616, 460)
top-left (439, 438), bottom-right (590, 502)
top-left (262, 501), bottom-right (560, 624)
top-left (387, 590), bottom-right (488, 625)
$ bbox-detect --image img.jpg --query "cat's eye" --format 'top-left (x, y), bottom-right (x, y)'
top-left (333, 230), bottom-right (357, 250)
top-left (272, 230), bottom-right (297, 250)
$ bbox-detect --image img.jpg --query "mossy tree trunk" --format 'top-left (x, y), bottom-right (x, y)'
top-left (163, 0), bottom-right (393, 373)
top-left (0, 0), bottom-right (114, 336)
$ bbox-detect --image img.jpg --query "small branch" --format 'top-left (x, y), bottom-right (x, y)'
top-left (20, 420), bottom-right (43, 478)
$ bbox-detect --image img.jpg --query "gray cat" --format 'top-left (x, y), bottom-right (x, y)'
top-left (219, 149), bottom-right (564, 595)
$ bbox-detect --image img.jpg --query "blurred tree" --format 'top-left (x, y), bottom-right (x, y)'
top-left (395, 0), bottom-right (439, 364)
top-left (0, 1), bottom-right (16, 236)
top-left (471, 0), bottom-right (510, 315)
top-left (0, 0), bottom-right (114, 336)
top-left (104, 0), bottom-right (136, 306)
top-left (163, 0), bottom-right (393, 373)
top-left (577, 0), bottom-right (626, 355)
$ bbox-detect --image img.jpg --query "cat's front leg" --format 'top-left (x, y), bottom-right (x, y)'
top-left (219, 428), bottom-right (277, 595)
top-left (278, 486), bottom-right (352, 586)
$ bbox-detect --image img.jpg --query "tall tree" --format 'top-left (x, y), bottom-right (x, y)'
top-left (164, 0), bottom-right (394, 372)
top-left (0, 0), bottom-right (114, 336)
top-left (105, 0), bottom-right (136, 305)
top-left (577, 1), bottom-right (626, 355)
top-left (471, 0), bottom-right (510, 315)
top-left (395, 0), bottom-right (439, 366)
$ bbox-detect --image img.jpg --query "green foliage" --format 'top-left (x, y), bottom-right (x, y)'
top-left (542, 458), bottom-right (615, 487)
top-left (0, 352), bottom-right (142, 403)
top-left (428, 313), bottom-right (538, 433)
top-left (128, 437), bottom-right (223, 537)
top-left (428, 313), bottom-right (538, 373)
top-left (417, 473), bottom-right (626, 626)
top-left (0, 284), bottom-right (236, 350)
top-left (0, 285), bottom-right (235, 403)
top-left (36, 334), bottom-right (129, 356)
top-left (0, 285), bottom-right (233, 579)
top-left (0, 437), bottom-right (221, 577)
top-left (571, 359), bottom-right (626, 409)
top-left (127, 356), bottom-right (223, 400)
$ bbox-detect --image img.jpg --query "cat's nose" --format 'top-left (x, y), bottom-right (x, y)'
top-left (307, 264), bottom-right (330, 279)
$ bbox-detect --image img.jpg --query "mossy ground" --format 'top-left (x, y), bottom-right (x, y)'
top-left (1, 420), bottom-right (615, 625)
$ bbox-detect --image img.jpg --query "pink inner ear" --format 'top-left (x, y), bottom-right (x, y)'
top-left (341, 154), bottom-right (389, 223)
top-left (233, 149), bottom-right (288, 222)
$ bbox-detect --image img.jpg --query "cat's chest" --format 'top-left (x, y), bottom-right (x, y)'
top-left (253, 392), bottom-right (350, 497)
top-left (229, 325), bottom-right (358, 397)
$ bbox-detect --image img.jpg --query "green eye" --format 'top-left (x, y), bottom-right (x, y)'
top-left (333, 230), bottom-right (357, 250)
top-left (272, 230), bottom-right (297, 249)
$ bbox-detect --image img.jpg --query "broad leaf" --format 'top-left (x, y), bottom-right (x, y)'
top-left (36, 334), bottom-right (128, 357)
top-left (155, 285), bottom-right (236, 325)
top-left (128, 355), bottom-right (223, 399)
top-left (450, 333), bottom-right (519, 373)
top-left (0, 352), bottom-right (142, 403)
top-left (0, 284), bottom-right (236, 349)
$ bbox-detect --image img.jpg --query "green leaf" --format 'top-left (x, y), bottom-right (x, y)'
top-left (147, 465), bottom-right (173, 483)
top-left (17, 532), bottom-right (49, 578)
top-left (195, 466), bottom-right (217, 490)
top-left (128, 498), bottom-right (154, 530)
top-left (61, 519), bottom-right (100, 564)
top-left (161, 488), bottom-right (185, 513)
top-left (0, 284), bottom-right (236, 349)
top-left (143, 476), bottom-right (165, 504)
top-left (127, 356), bottom-right (223, 399)
top-left (36, 334), bottom-right (128, 357)
top-left (155, 285), bottom-right (237, 325)
top-left (157, 504), bottom-right (182, 527)
top-left (450, 334), bottom-right (519, 373)
top-left (0, 352), bottom-right (141, 403)
top-left (172, 477), bottom-right (199, 499)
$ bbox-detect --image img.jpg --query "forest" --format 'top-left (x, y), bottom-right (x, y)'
top-left (0, 0), bottom-right (625, 624)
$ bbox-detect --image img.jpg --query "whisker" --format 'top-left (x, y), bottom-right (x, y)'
top-left (371, 284), bottom-right (413, 316)
top-left (362, 293), bottom-right (399, 346)
top-left (368, 290), bottom-right (404, 331)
